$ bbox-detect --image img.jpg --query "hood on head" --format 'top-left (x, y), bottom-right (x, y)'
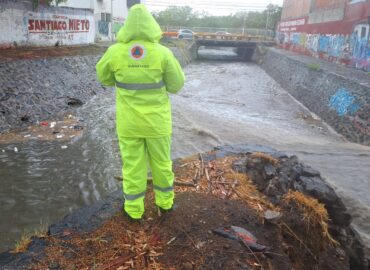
top-left (117, 4), bottom-right (162, 43)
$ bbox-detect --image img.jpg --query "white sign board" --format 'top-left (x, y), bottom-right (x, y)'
top-left (0, 3), bottom-right (94, 47)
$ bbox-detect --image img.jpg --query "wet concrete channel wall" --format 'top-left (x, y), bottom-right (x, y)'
top-left (260, 47), bottom-right (370, 146)
top-left (0, 54), bottom-right (105, 132)
top-left (0, 44), bottom-right (192, 133)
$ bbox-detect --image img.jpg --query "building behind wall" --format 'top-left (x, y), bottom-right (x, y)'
top-left (61, 0), bottom-right (124, 41)
top-left (0, 0), bottom-right (145, 48)
top-left (0, 0), bottom-right (95, 48)
top-left (61, 0), bottom-right (146, 41)
top-left (278, 0), bottom-right (370, 72)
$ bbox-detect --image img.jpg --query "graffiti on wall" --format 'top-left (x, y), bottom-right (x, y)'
top-left (350, 32), bottom-right (370, 70)
top-left (281, 29), bottom-right (370, 71)
top-left (98, 21), bottom-right (109, 36)
top-left (113, 22), bottom-right (123, 34)
top-left (306, 34), bottom-right (350, 58)
top-left (112, 17), bottom-right (124, 34)
top-left (329, 87), bottom-right (370, 136)
top-left (329, 88), bottom-right (360, 116)
top-left (278, 13), bottom-right (370, 72)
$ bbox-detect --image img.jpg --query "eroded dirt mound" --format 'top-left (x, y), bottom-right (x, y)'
top-left (3, 151), bottom-right (357, 269)
top-left (27, 191), bottom-right (348, 270)
top-left (158, 192), bottom-right (290, 270)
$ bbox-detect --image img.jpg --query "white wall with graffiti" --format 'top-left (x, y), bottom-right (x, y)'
top-left (94, 0), bottom-right (127, 41)
top-left (278, 27), bottom-right (370, 72)
top-left (0, 1), bottom-right (95, 48)
top-left (59, 0), bottom-right (128, 41)
top-left (278, 0), bottom-right (370, 72)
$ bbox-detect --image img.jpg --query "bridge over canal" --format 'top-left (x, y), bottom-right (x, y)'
top-left (191, 32), bottom-right (275, 60)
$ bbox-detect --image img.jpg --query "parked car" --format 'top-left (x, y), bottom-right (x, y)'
top-left (215, 31), bottom-right (231, 35)
top-left (177, 29), bottom-right (195, 39)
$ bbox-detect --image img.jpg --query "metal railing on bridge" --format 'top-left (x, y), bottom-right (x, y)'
top-left (161, 26), bottom-right (275, 38)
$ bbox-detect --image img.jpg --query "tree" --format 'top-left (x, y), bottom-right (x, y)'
top-left (32, 0), bottom-right (67, 9)
top-left (153, 6), bottom-right (196, 27)
top-left (152, 5), bottom-right (282, 30)
top-left (264, 4), bottom-right (282, 30)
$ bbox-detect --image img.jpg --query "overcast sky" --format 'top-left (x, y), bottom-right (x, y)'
top-left (145, 0), bottom-right (284, 16)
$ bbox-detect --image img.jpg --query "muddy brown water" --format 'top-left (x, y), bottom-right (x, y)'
top-left (0, 56), bottom-right (369, 252)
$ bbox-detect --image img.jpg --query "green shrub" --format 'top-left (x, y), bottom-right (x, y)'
top-left (307, 63), bottom-right (321, 71)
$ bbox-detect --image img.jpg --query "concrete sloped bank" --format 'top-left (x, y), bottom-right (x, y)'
top-left (0, 44), bottom-right (192, 133)
top-left (0, 145), bottom-right (368, 269)
top-left (259, 47), bottom-right (370, 146)
top-left (0, 54), bottom-right (107, 133)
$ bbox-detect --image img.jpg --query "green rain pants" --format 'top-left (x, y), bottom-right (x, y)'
top-left (118, 136), bottom-right (174, 219)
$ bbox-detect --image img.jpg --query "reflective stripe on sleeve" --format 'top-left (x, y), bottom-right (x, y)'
top-left (153, 185), bottom-right (174, 192)
top-left (123, 190), bottom-right (146, 201)
top-left (116, 80), bottom-right (165, 90)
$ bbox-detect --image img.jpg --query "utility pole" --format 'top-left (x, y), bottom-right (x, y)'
top-left (242, 13), bottom-right (246, 35)
top-left (111, 0), bottom-right (114, 41)
top-left (265, 8), bottom-right (270, 30)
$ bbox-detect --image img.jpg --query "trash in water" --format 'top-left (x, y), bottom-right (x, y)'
top-left (2, 149), bottom-right (5, 153)
top-left (56, 134), bottom-right (64, 139)
top-left (73, 125), bottom-right (84, 131)
top-left (14, 147), bottom-right (18, 153)
top-left (50, 122), bottom-right (56, 128)
top-left (40, 121), bottom-right (49, 126)
top-left (213, 226), bottom-right (267, 252)
top-left (23, 134), bottom-right (31, 138)
top-left (61, 145), bottom-right (68, 149)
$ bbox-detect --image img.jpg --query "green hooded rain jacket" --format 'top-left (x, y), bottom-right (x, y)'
top-left (96, 4), bottom-right (185, 138)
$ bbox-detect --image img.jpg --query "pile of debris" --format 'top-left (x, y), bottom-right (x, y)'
top-left (0, 114), bottom-right (84, 144)
top-left (1, 147), bottom-right (368, 270)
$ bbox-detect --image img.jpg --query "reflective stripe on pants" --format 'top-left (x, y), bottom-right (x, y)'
top-left (118, 136), bottom-right (174, 219)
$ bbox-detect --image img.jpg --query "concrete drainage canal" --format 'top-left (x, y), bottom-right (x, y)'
top-left (0, 47), bottom-right (369, 269)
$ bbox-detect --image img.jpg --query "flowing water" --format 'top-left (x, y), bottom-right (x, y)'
top-left (0, 56), bottom-right (369, 252)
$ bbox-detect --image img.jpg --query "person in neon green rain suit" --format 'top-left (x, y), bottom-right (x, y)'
top-left (96, 4), bottom-right (185, 220)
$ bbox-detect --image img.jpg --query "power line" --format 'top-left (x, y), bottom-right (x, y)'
top-left (146, 3), bottom-right (267, 11)
top-left (145, 0), bottom-right (270, 8)
top-left (145, 0), bottom-right (274, 5)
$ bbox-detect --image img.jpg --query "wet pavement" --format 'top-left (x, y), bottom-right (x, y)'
top-left (0, 55), bottom-right (369, 252)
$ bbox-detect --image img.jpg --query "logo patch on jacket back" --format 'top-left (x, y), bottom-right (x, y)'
top-left (130, 44), bottom-right (146, 60)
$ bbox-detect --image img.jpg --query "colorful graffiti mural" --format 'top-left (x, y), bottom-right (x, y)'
top-left (329, 88), bottom-right (360, 116)
top-left (113, 22), bottom-right (123, 34)
top-left (278, 0), bottom-right (370, 72)
top-left (112, 17), bottom-right (125, 34)
top-left (98, 21), bottom-right (109, 36)
top-left (328, 88), bottom-right (369, 136)
top-left (351, 28), bottom-right (370, 70)
top-left (280, 30), bottom-right (369, 71)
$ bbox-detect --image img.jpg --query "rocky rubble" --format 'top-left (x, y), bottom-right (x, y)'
top-left (0, 55), bottom-right (107, 132)
top-left (232, 151), bottom-right (369, 269)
